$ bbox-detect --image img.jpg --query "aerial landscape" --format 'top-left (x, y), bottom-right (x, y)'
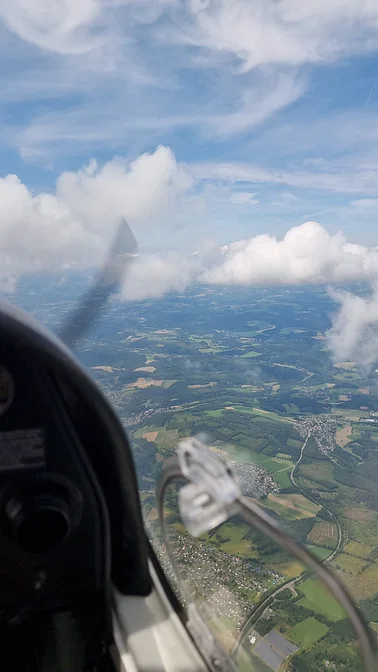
top-left (3, 2), bottom-right (378, 671)
top-left (12, 275), bottom-right (378, 671)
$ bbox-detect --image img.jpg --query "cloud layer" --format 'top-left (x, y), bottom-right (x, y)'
top-left (0, 146), bottom-right (190, 284)
top-left (1, 147), bottom-right (378, 367)
top-left (2, 150), bottom-right (378, 296)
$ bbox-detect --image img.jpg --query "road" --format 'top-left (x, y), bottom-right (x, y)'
top-left (235, 430), bottom-right (343, 651)
top-left (290, 431), bottom-right (311, 487)
top-left (290, 430), bottom-right (343, 563)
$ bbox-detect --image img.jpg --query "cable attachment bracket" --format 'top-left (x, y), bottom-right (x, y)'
top-left (176, 437), bottom-right (241, 537)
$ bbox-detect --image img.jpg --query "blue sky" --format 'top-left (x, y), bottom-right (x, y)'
top-left (2, 0), bottom-right (378, 270)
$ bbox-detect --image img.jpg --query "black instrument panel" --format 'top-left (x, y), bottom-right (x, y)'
top-left (0, 344), bottom-right (107, 632)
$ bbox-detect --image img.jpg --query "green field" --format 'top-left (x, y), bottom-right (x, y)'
top-left (283, 402), bottom-right (300, 413)
top-left (272, 466), bottom-right (292, 488)
top-left (333, 372), bottom-right (361, 381)
top-left (332, 408), bottom-right (369, 420)
top-left (233, 406), bottom-right (258, 415)
top-left (241, 350), bottom-right (262, 358)
top-left (343, 541), bottom-right (372, 559)
top-left (221, 538), bottom-right (257, 556)
top-left (305, 544), bottom-right (331, 561)
top-left (333, 553), bottom-right (367, 575)
top-left (287, 438), bottom-right (302, 448)
top-left (205, 406), bottom-right (291, 423)
top-left (252, 407), bottom-right (292, 422)
top-left (341, 516), bottom-right (378, 547)
top-left (262, 498), bottom-right (305, 520)
top-left (297, 578), bottom-right (346, 621)
top-left (286, 617), bottom-right (328, 648)
top-left (299, 462), bottom-right (335, 485)
top-left (155, 428), bottom-right (179, 449)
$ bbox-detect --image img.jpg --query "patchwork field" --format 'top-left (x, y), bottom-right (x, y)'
top-left (297, 578), bottom-right (346, 621)
top-left (265, 493), bottom-right (316, 519)
top-left (332, 568), bottom-right (378, 600)
top-left (299, 462), bottom-right (335, 484)
top-left (89, 284), bottom-right (378, 672)
top-left (286, 617), bottom-right (328, 649)
top-left (308, 521), bottom-right (337, 546)
top-left (285, 494), bottom-right (320, 515)
top-left (335, 424), bottom-right (352, 447)
top-left (268, 560), bottom-right (304, 578)
top-left (343, 506), bottom-right (377, 523)
top-left (333, 553), bottom-right (366, 575)
top-left (343, 541), bottom-right (372, 559)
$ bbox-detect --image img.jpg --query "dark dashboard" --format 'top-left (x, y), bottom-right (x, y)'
top-left (0, 350), bottom-right (106, 624)
top-left (0, 302), bottom-right (151, 670)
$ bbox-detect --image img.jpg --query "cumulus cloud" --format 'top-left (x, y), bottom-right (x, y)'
top-left (120, 253), bottom-right (199, 301)
top-left (327, 287), bottom-right (378, 370)
top-left (0, 146), bottom-right (191, 286)
top-left (200, 222), bottom-right (378, 286)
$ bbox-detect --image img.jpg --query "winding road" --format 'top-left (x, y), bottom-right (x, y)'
top-left (235, 430), bottom-right (343, 651)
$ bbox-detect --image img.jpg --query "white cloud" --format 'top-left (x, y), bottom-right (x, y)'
top-left (191, 161), bottom-right (378, 195)
top-left (229, 192), bottom-right (259, 205)
top-left (55, 146), bottom-right (191, 230)
top-left (4, 0), bottom-right (378, 66)
top-left (0, 146), bottom-right (192, 286)
top-left (3, 0), bottom-right (378, 158)
top-left (327, 286), bottom-right (378, 369)
top-left (177, 0), bottom-right (378, 69)
top-left (200, 221), bottom-right (378, 285)
top-left (0, 0), bottom-right (103, 54)
top-left (200, 73), bottom-right (305, 137)
top-left (9, 71), bottom-right (304, 158)
top-left (121, 253), bottom-right (198, 301)
top-left (349, 198), bottom-right (378, 209)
